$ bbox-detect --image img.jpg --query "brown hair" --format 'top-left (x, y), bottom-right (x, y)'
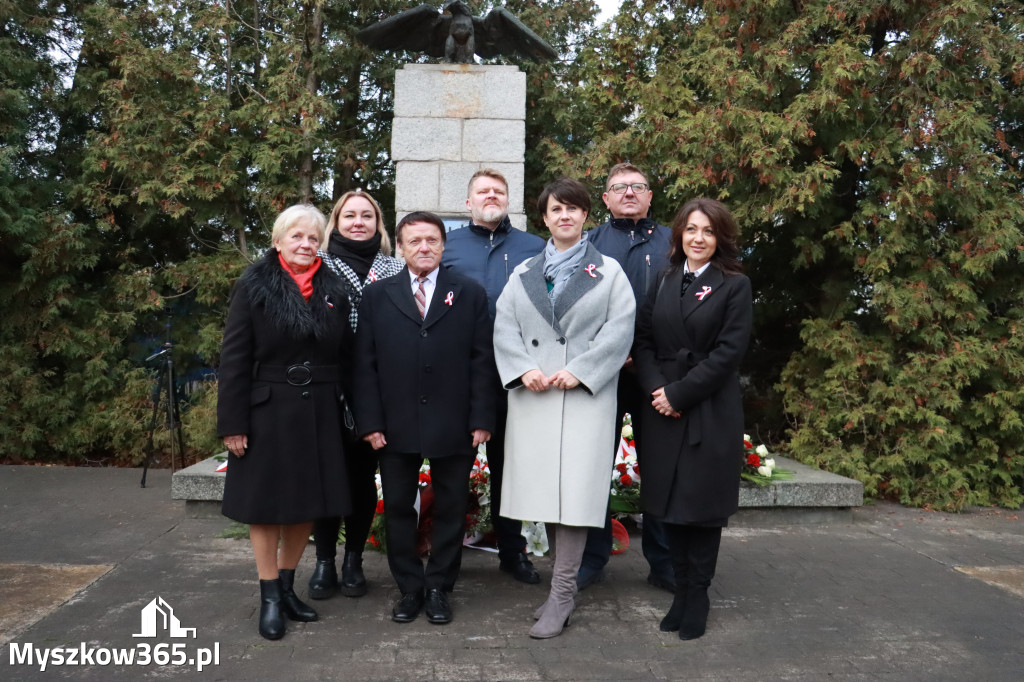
top-left (467, 168), bottom-right (509, 197)
top-left (537, 177), bottom-right (592, 216)
top-left (396, 211), bottom-right (446, 245)
top-left (605, 162), bottom-right (649, 189)
top-left (327, 190), bottom-right (393, 256)
top-left (667, 198), bottom-right (743, 275)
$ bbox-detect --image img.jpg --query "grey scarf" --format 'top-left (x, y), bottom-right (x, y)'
top-left (543, 233), bottom-right (589, 302)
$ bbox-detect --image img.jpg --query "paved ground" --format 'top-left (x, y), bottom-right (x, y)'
top-left (2, 464), bottom-right (1023, 681)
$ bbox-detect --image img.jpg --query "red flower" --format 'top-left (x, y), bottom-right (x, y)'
top-left (418, 472), bottom-right (431, 485)
top-left (375, 499), bottom-right (385, 514)
top-left (744, 440), bottom-right (754, 450)
top-left (615, 462), bottom-right (628, 474)
top-left (746, 453), bottom-right (760, 466)
top-left (620, 473), bottom-right (633, 486)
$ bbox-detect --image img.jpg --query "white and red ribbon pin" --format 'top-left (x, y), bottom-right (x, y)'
top-left (368, 270), bottom-right (378, 282)
top-left (695, 286), bottom-right (712, 301)
top-left (584, 264), bottom-right (597, 278)
top-left (444, 291), bottom-right (454, 306)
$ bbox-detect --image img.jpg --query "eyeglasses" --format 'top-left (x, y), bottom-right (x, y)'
top-left (608, 182), bottom-right (650, 194)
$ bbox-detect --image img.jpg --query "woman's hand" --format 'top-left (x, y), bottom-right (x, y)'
top-left (471, 429), bottom-right (491, 447)
top-left (224, 434), bottom-right (248, 457)
top-left (363, 431), bottom-right (387, 450)
top-left (549, 369), bottom-right (580, 390)
top-left (521, 369), bottom-right (551, 392)
top-left (651, 387), bottom-right (682, 418)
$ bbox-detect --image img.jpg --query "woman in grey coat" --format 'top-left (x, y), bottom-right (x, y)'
top-left (494, 178), bottom-right (635, 638)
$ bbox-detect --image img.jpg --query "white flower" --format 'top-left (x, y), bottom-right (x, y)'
top-left (522, 521), bottom-right (549, 556)
top-left (765, 458), bottom-right (776, 471)
top-left (756, 444), bottom-right (769, 457)
top-left (744, 433), bottom-right (751, 442)
top-left (757, 465), bottom-right (773, 478)
top-left (621, 424), bottom-right (633, 440)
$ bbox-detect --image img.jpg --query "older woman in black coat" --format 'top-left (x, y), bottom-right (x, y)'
top-left (633, 198), bottom-right (752, 640)
top-left (218, 204), bottom-right (353, 640)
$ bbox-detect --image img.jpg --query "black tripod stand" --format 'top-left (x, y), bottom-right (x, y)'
top-left (140, 341), bottom-right (186, 488)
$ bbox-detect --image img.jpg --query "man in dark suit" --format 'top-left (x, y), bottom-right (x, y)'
top-left (353, 211), bottom-right (496, 625)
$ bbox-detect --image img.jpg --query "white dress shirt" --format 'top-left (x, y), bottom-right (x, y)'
top-left (408, 267), bottom-right (439, 317)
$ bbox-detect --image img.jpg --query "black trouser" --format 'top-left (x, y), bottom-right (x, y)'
top-left (313, 437), bottom-right (379, 559)
top-left (378, 452), bottom-right (475, 594)
top-left (489, 390), bottom-right (528, 561)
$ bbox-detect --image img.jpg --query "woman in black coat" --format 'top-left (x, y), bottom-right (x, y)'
top-left (633, 198), bottom-right (752, 640)
top-left (307, 190), bottom-right (403, 600)
top-left (218, 204), bottom-right (353, 640)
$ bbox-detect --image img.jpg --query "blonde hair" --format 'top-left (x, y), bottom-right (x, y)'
top-left (467, 168), bottom-right (509, 197)
top-left (327, 190), bottom-right (393, 256)
top-left (272, 204), bottom-right (327, 245)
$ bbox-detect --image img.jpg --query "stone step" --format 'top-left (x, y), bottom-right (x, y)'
top-left (172, 454), bottom-right (863, 523)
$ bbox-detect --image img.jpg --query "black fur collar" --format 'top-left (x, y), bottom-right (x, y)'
top-left (240, 250), bottom-right (350, 339)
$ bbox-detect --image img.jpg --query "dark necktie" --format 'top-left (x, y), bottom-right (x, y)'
top-left (680, 272), bottom-right (696, 296)
top-left (414, 277), bottom-right (427, 318)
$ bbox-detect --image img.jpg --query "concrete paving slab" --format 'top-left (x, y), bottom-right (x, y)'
top-left (1, 467), bottom-right (1023, 681)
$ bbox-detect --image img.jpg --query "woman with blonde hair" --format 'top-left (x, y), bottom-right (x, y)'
top-left (307, 189), bottom-right (403, 600)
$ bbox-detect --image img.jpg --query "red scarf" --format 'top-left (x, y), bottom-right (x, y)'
top-left (278, 252), bottom-right (321, 301)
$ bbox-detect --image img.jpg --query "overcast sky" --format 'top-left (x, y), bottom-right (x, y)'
top-left (596, 0), bottom-right (620, 23)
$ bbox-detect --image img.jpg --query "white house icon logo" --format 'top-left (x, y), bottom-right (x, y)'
top-left (132, 597), bottom-right (197, 638)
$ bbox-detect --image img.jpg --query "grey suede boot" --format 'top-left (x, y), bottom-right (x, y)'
top-left (530, 525), bottom-right (587, 639)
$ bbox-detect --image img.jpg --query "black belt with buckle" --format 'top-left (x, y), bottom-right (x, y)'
top-left (254, 363), bottom-right (342, 386)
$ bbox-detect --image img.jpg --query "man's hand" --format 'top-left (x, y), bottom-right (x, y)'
top-left (224, 434), bottom-right (248, 457)
top-left (363, 431), bottom-right (387, 450)
top-left (471, 429), bottom-right (491, 448)
top-left (521, 369), bottom-right (551, 392)
top-left (651, 387), bottom-right (682, 418)
top-left (549, 369), bottom-right (580, 390)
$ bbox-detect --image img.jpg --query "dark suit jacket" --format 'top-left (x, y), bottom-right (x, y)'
top-left (352, 265), bottom-right (497, 459)
top-left (632, 265), bottom-right (752, 524)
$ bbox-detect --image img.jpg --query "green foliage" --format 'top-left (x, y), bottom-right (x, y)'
top-left (3, 0), bottom-right (1022, 511)
top-left (539, 0), bottom-right (1024, 509)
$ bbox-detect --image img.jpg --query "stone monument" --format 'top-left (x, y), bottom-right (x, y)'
top-left (392, 63), bottom-right (527, 230)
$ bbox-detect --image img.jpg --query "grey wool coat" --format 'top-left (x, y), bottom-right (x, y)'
top-left (493, 242), bottom-right (636, 527)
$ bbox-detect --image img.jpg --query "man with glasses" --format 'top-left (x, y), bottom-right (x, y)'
top-left (579, 162), bottom-right (675, 593)
top-left (443, 169), bottom-right (545, 585)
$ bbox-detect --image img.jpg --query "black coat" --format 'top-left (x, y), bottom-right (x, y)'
top-left (352, 266), bottom-right (497, 458)
top-left (633, 265), bottom-right (752, 525)
top-left (217, 251), bottom-right (354, 524)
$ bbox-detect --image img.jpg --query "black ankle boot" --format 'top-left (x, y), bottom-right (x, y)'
top-left (340, 551), bottom-right (367, 598)
top-left (307, 559), bottom-right (339, 600)
top-left (258, 578), bottom-right (286, 640)
top-left (678, 587), bottom-right (710, 640)
top-left (659, 592), bottom-right (687, 632)
top-left (278, 569), bottom-right (318, 622)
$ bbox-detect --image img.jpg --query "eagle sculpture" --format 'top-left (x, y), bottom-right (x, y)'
top-left (356, 1), bottom-right (558, 64)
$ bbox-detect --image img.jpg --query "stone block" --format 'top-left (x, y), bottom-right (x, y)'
top-left (392, 117), bottom-right (461, 161)
top-left (462, 119), bottom-right (525, 162)
top-left (171, 454), bottom-right (226, 501)
top-left (438, 162), bottom-right (484, 213)
top-left (395, 64), bottom-right (525, 120)
top-left (508, 213), bottom-right (528, 231)
top-left (395, 162), bottom-right (439, 212)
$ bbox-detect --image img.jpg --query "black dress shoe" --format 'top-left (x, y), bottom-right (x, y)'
top-left (647, 571), bottom-right (677, 593)
top-left (499, 553), bottom-right (541, 584)
top-left (391, 591), bottom-right (424, 623)
top-left (576, 565), bottom-right (605, 590)
top-left (424, 588), bottom-right (452, 624)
